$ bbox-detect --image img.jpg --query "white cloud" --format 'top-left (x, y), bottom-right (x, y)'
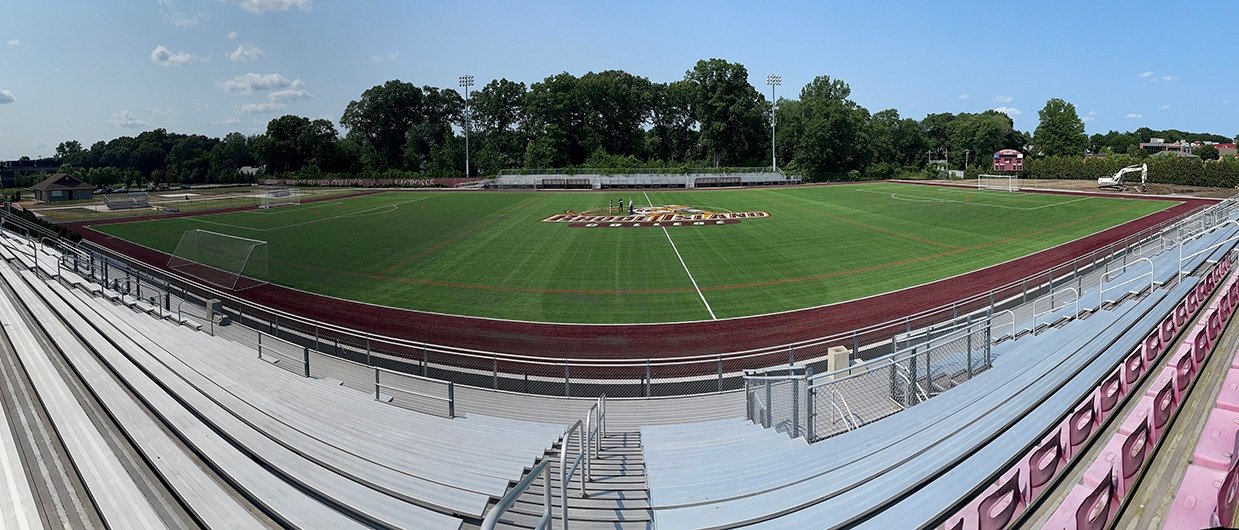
top-left (110, 111), bottom-right (150, 129)
top-left (1160, 75), bottom-right (1175, 82)
top-left (219, 72), bottom-right (291, 94)
top-left (214, 117), bottom-right (243, 125)
top-left (196, 103), bottom-right (211, 109)
top-left (229, 42), bottom-right (265, 62)
top-left (159, 0), bottom-right (208, 27)
top-left (226, 31), bottom-right (239, 40)
top-left (370, 52), bottom-right (399, 63)
top-left (992, 106), bottom-right (1021, 117)
top-left (0, 89), bottom-right (13, 104)
top-left (239, 102), bottom-right (287, 114)
top-left (1159, 105), bottom-right (1171, 111)
top-left (267, 79), bottom-right (311, 102)
top-left (956, 93), bottom-right (970, 100)
top-left (992, 95), bottom-right (1013, 104)
top-left (63, 116), bottom-right (72, 123)
top-left (51, 67), bottom-right (61, 73)
top-left (219, 0), bottom-right (312, 14)
top-left (146, 107), bottom-right (175, 116)
top-left (1082, 110), bottom-right (1098, 122)
top-left (5, 40), bottom-right (19, 47)
top-left (1125, 113), bottom-right (1143, 119)
top-left (150, 45), bottom-right (199, 66)
top-left (1139, 71), bottom-right (1153, 78)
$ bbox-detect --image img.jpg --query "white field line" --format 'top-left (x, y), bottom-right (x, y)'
top-left (190, 197), bottom-right (429, 233)
top-left (854, 187), bottom-right (1092, 210)
top-left (643, 191), bottom-right (717, 320)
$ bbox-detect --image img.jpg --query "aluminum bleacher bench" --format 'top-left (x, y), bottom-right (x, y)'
top-left (0, 354), bottom-right (44, 530)
top-left (27, 268), bottom-right (463, 529)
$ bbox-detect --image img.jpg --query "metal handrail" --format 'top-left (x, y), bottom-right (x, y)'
top-left (991, 309), bottom-right (1017, 342)
top-left (1180, 222), bottom-right (1239, 280)
top-left (827, 388), bottom-right (858, 431)
top-left (559, 419), bottom-right (586, 529)
top-left (481, 459), bottom-right (552, 530)
top-left (1031, 287), bottom-right (1079, 330)
top-left (1100, 258), bottom-right (1154, 305)
top-left (893, 364), bottom-right (929, 402)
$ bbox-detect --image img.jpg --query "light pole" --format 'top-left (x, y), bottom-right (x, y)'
top-left (766, 74), bottom-right (781, 171)
top-left (458, 74), bottom-right (474, 177)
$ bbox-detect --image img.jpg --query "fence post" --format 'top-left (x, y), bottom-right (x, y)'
top-left (257, 332), bottom-right (262, 359)
top-left (1022, 278), bottom-right (1027, 304)
top-left (645, 359), bottom-right (651, 398)
top-left (421, 348), bottom-right (428, 377)
top-left (985, 323), bottom-right (993, 368)
top-left (447, 382), bottom-right (455, 419)
top-left (493, 354), bottom-right (498, 390)
top-left (792, 376), bottom-right (800, 438)
top-left (717, 355), bottom-right (723, 392)
top-left (303, 347), bottom-right (310, 378)
top-left (764, 380), bottom-right (773, 428)
top-left (374, 369), bottom-right (380, 401)
top-left (365, 338), bottom-right (371, 367)
top-left (852, 331), bottom-right (859, 357)
top-left (807, 385), bottom-right (816, 441)
top-left (564, 362), bottom-right (570, 397)
top-left (745, 379), bottom-right (752, 422)
top-left (966, 316), bottom-right (974, 376)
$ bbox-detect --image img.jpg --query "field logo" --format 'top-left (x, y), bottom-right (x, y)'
top-left (542, 203), bottom-right (769, 228)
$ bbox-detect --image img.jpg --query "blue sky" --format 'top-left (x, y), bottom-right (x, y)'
top-left (1, 1), bottom-right (1236, 160)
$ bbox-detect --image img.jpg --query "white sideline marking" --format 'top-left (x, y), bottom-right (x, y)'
top-left (643, 191), bottom-right (717, 320)
top-left (855, 187), bottom-right (1092, 210)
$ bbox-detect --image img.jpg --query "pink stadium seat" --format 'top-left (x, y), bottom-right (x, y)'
top-left (1218, 462), bottom-right (1239, 527)
top-left (1148, 327), bottom-right (1168, 363)
top-left (1065, 400), bottom-right (1099, 458)
top-left (1116, 401), bottom-right (1150, 439)
top-left (1146, 366), bottom-right (1176, 400)
top-left (1193, 408), bottom-right (1239, 471)
top-left (1217, 368), bottom-right (1239, 413)
top-left (1025, 431), bottom-right (1065, 502)
top-left (944, 469), bottom-right (1023, 530)
top-left (1172, 347), bottom-right (1195, 392)
top-left (1096, 369), bottom-right (1123, 421)
top-left (1149, 380), bottom-right (1177, 442)
top-left (1122, 347), bottom-right (1144, 389)
top-left (1163, 465), bottom-right (1225, 530)
top-left (1044, 473), bottom-right (1115, 530)
top-left (1082, 423), bottom-right (1148, 497)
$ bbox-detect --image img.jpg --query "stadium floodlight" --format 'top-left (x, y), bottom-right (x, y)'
top-left (459, 74), bottom-right (475, 178)
top-left (766, 74), bottom-right (782, 171)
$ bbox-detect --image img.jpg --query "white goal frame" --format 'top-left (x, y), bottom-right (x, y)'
top-left (977, 174), bottom-right (1021, 192)
top-left (258, 186), bottom-right (300, 209)
top-left (167, 229), bottom-right (269, 290)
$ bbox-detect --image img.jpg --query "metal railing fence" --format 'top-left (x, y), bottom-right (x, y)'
top-left (0, 197), bottom-right (1236, 406)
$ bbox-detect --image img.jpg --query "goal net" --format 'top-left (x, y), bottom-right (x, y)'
top-left (167, 229), bottom-right (268, 290)
top-left (977, 174), bottom-right (1020, 192)
top-left (258, 186), bottom-right (299, 209)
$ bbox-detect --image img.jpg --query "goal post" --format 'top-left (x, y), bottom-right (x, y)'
top-left (167, 229), bottom-right (268, 290)
top-left (977, 174), bottom-right (1020, 192)
top-left (258, 186), bottom-right (300, 209)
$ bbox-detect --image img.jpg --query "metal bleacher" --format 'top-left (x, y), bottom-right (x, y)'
top-left (642, 220), bottom-right (1239, 529)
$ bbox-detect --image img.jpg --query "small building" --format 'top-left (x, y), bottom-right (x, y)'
top-left (1139, 138), bottom-right (1192, 155)
top-left (31, 173), bottom-right (94, 202)
top-left (992, 149), bottom-right (1024, 172)
top-left (1216, 143), bottom-right (1237, 158)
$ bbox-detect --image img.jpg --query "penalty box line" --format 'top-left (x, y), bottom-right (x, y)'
top-left (642, 191), bottom-right (717, 320)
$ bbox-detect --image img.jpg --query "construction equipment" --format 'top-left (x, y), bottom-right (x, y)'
top-left (1098, 163), bottom-right (1147, 192)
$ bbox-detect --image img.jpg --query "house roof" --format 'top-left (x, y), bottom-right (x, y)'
top-left (31, 173), bottom-right (93, 191)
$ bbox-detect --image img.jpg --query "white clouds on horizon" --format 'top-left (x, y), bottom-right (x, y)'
top-left (0, 89), bottom-right (14, 104)
top-left (214, 117), bottom-right (243, 125)
top-left (147, 107), bottom-right (175, 116)
top-left (220, 0), bottom-right (312, 14)
top-left (268, 79), bottom-right (311, 103)
top-left (1139, 71), bottom-right (1153, 78)
top-left (159, 0), bottom-right (208, 27)
top-left (239, 102), bottom-right (287, 114)
top-left (1082, 110), bottom-right (1098, 122)
top-left (1125, 113), bottom-right (1143, 119)
top-left (229, 42), bottom-right (265, 62)
top-left (5, 40), bottom-right (19, 47)
top-left (226, 31), bottom-right (239, 40)
top-left (992, 95), bottom-right (1013, 103)
top-left (1140, 70), bottom-right (1176, 82)
top-left (1159, 105), bottom-right (1171, 110)
top-left (992, 106), bottom-right (1021, 117)
top-left (957, 93), bottom-right (970, 100)
top-left (219, 72), bottom-right (292, 94)
top-left (151, 45), bottom-right (201, 66)
top-left (109, 111), bottom-right (150, 129)
top-left (370, 52), bottom-right (399, 63)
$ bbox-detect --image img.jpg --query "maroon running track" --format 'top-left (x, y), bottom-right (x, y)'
top-left (71, 185), bottom-right (1216, 361)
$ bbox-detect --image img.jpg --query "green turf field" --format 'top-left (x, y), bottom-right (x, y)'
top-left (91, 183), bottom-right (1177, 323)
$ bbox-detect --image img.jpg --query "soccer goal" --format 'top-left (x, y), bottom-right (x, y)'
top-left (167, 229), bottom-right (268, 290)
top-left (258, 186), bottom-right (299, 209)
top-left (977, 174), bottom-right (1021, 192)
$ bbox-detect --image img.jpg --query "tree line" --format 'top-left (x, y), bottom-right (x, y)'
top-left (43, 57), bottom-right (1239, 188)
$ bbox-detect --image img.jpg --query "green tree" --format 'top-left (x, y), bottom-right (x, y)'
top-left (54, 140), bottom-right (84, 165)
top-left (790, 75), bottom-right (870, 178)
top-left (646, 80), bottom-right (698, 163)
top-left (523, 72), bottom-right (587, 166)
top-left (341, 80), bottom-right (461, 171)
top-left (684, 58), bottom-right (766, 166)
top-left (1196, 145), bottom-right (1220, 161)
top-left (1033, 98), bottom-right (1087, 157)
top-left (471, 78), bottom-right (528, 173)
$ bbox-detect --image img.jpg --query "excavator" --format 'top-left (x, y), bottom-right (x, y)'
top-left (1097, 163), bottom-right (1147, 192)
